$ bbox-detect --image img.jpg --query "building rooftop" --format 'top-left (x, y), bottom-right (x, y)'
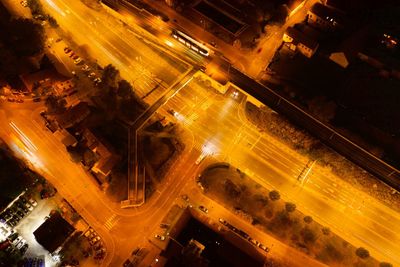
top-left (285, 26), bottom-right (319, 50)
top-left (310, 3), bottom-right (345, 25)
top-left (33, 212), bottom-right (75, 253)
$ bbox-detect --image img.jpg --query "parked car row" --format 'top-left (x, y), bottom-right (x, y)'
top-left (64, 48), bottom-right (102, 85)
top-left (123, 247), bottom-right (148, 267)
top-left (83, 228), bottom-right (105, 260)
top-left (64, 47), bottom-right (84, 65)
top-left (6, 232), bottom-right (29, 256)
top-left (0, 196), bottom-right (37, 228)
top-left (218, 218), bottom-right (269, 252)
top-left (23, 257), bottom-right (45, 267)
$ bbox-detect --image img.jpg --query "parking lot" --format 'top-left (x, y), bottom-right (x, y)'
top-left (0, 192), bottom-right (60, 266)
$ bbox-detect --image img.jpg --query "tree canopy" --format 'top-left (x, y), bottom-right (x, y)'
top-left (45, 95), bottom-right (67, 114)
top-left (1, 18), bottom-right (45, 57)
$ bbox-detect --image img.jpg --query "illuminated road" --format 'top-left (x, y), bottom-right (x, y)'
top-left (1, 0), bottom-right (399, 266)
top-left (41, 0), bottom-right (189, 104)
top-left (161, 78), bottom-right (400, 265)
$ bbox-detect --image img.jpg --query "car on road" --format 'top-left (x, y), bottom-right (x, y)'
top-left (195, 154), bottom-right (207, 165)
top-left (198, 205), bottom-right (208, 213)
top-left (7, 97), bottom-right (15, 102)
top-left (181, 194), bottom-right (189, 202)
top-left (20, 1), bottom-right (28, 7)
top-left (33, 97), bottom-right (41, 102)
top-left (167, 109), bottom-right (177, 117)
top-left (154, 234), bottom-right (165, 241)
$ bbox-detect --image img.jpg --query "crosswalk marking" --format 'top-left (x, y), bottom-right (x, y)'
top-left (104, 214), bottom-right (118, 230)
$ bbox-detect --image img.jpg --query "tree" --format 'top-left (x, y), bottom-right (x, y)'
top-left (303, 216), bottom-right (313, 224)
top-left (27, 0), bottom-right (45, 15)
top-left (47, 16), bottom-right (58, 28)
top-left (285, 202), bottom-right (296, 213)
top-left (301, 227), bottom-right (317, 244)
top-left (66, 146), bottom-right (82, 163)
top-left (101, 64), bottom-right (120, 89)
top-left (4, 18), bottom-right (45, 57)
top-left (269, 190), bottom-right (280, 201)
top-left (45, 94), bottom-right (67, 114)
top-left (117, 79), bottom-right (133, 98)
top-left (321, 227), bottom-right (331, 236)
top-left (355, 247), bottom-right (370, 259)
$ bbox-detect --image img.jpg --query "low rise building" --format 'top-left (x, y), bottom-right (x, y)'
top-left (283, 26), bottom-right (319, 58)
top-left (82, 129), bottom-right (119, 183)
top-left (33, 212), bottom-right (75, 254)
top-left (56, 102), bottom-right (90, 129)
top-left (307, 3), bottom-right (345, 31)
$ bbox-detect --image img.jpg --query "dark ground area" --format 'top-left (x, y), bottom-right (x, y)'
top-left (269, 20), bottom-right (400, 168)
top-left (0, 143), bottom-right (35, 210)
top-left (170, 217), bottom-right (263, 267)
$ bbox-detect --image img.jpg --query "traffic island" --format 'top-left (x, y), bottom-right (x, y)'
top-left (198, 162), bottom-right (385, 267)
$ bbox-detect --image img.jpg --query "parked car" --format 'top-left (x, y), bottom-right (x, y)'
top-left (154, 234), bottom-right (165, 241)
top-left (7, 219), bottom-right (16, 227)
top-left (248, 238), bottom-right (260, 246)
top-left (74, 58), bottom-right (83, 64)
top-left (88, 72), bottom-right (96, 78)
top-left (93, 77), bottom-right (102, 84)
top-left (81, 64), bottom-right (90, 71)
top-left (181, 194), bottom-right (189, 202)
top-left (12, 236), bottom-right (22, 246)
top-left (8, 232), bottom-right (18, 242)
top-left (16, 210), bottom-right (25, 218)
top-left (33, 97), bottom-right (41, 102)
top-left (20, 1), bottom-right (28, 7)
top-left (219, 218), bottom-right (228, 226)
top-left (84, 228), bottom-right (94, 238)
top-left (20, 243), bottom-right (29, 255)
top-left (90, 236), bottom-right (101, 245)
top-left (258, 243), bottom-right (269, 252)
top-left (198, 205), bottom-right (208, 213)
top-left (28, 198), bottom-right (38, 207)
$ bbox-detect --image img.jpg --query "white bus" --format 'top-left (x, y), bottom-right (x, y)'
top-left (171, 29), bottom-right (210, 57)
